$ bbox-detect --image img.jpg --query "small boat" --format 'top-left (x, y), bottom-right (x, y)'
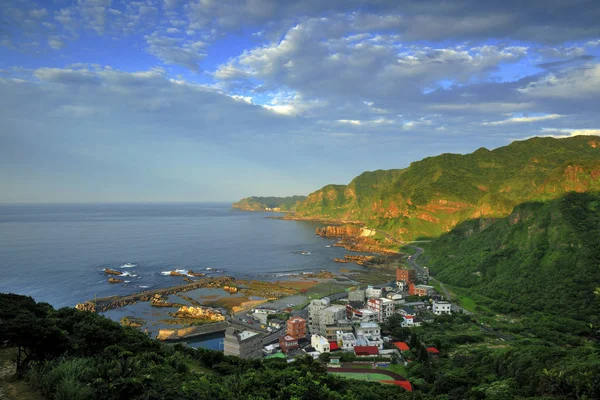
top-left (300, 251), bottom-right (311, 255)
top-left (121, 263), bottom-right (136, 268)
top-left (325, 245), bottom-right (331, 248)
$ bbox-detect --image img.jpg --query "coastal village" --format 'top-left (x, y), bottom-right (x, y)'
top-left (75, 226), bottom-right (458, 389)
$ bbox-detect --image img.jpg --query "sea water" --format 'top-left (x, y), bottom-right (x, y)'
top-left (0, 203), bottom-right (362, 308)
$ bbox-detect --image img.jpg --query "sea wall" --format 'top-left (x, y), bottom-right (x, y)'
top-left (157, 321), bottom-right (230, 341)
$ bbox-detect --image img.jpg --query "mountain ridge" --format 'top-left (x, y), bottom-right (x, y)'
top-left (290, 136), bottom-right (600, 240)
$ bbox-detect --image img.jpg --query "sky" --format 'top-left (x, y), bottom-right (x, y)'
top-left (1, 0), bottom-right (600, 203)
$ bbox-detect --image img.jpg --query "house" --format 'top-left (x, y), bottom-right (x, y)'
top-left (398, 306), bottom-right (416, 317)
top-left (325, 320), bottom-right (354, 340)
top-left (223, 328), bottom-right (262, 359)
top-left (393, 342), bottom-right (410, 352)
top-left (426, 347), bottom-right (440, 356)
top-left (279, 335), bottom-right (299, 353)
top-left (367, 298), bottom-right (395, 322)
top-left (329, 341), bottom-right (340, 351)
top-left (286, 316), bottom-right (307, 339)
top-left (336, 331), bottom-right (357, 351)
top-left (408, 284), bottom-right (434, 297)
top-left (354, 321), bottom-right (381, 338)
top-left (354, 346), bottom-right (379, 357)
top-left (365, 285), bottom-right (383, 299)
top-left (268, 319), bottom-right (286, 330)
top-left (348, 289), bottom-right (366, 302)
top-left (432, 300), bottom-right (452, 315)
top-left (310, 334), bottom-right (330, 353)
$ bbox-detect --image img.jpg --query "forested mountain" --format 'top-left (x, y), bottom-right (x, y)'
top-left (293, 136), bottom-right (600, 240)
top-left (424, 192), bottom-right (600, 323)
top-left (232, 195), bottom-right (307, 211)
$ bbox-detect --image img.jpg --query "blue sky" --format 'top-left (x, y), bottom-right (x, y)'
top-left (1, 0), bottom-right (600, 202)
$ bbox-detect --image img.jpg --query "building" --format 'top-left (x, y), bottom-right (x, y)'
top-left (432, 300), bottom-right (452, 315)
top-left (354, 346), bottom-right (379, 357)
top-left (355, 321), bottom-right (381, 338)
top-left (365, 285), bottom-right (383, 299)
top-left (408, 284), bottom-right (434, 297)
top-left (348, 288), bottom-right (366, 302)
top-left (350, 308), bottom-right (378, 322)
top-left (279, 335), bottom-right (299, 353)
top-left (336, 331), bottom-right (357, 351)
top-left (325, 321), bottom-right (354, 341)
top-left (396, 268), bottom-right (416, 284)
top-left (307, 304), bottom-right (347, 336)
top-left (393, 342), bottom-right (410, 352)
top-left (311, 334), bottom-right (330, 353)
top-left (223, 327), bottom-right (262, 359)
top-left (398, 306), bottom-right (416, 317)
top-left (308, 297), bottom-right (330, 334)
top-left (401, 315), bottom-right (423, 327)
top-left (366, 298), bottom-right (395, 322)
top-left (386, 293), bottom-right (404, 305)
top-left (286, 316), bottom-right (307, 339)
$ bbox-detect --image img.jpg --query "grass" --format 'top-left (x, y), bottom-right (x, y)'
top-left (330, 372), bottom-right (393, 382)
top-left (379, 364), bottom-right (408, 376)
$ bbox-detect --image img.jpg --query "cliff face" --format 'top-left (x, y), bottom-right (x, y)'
top-left (232, 195), bottom-right (307, 212)
top-left (294, 136), bottom-right (600, 240)
top-left (315, 224), bottom-right (362, 237)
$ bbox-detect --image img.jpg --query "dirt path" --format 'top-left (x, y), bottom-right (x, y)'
top-left (0, 351), bottom-right (16, 400)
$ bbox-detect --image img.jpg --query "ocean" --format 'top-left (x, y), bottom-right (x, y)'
top-left (0, 203), bottom-right (360, 308)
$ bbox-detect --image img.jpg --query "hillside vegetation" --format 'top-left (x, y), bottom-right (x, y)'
top-left (0, 293), bottom-right (415, 400)
top-left (294, 136), bottom-right (600, 240)
top-left (232, 195), bottom-right (307, 211)
top-left (424, 192), bottom-right (600, 323)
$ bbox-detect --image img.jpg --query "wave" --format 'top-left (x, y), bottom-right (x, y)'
top-left (121, 271), bottom-right (137, 277)
top-left (161, 269), bottom-right (189, 276)
top-left (120, 263), bottom-right (137, 268)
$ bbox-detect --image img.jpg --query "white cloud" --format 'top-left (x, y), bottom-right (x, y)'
top-left (48, 38), bottom-right (66, 49)
top-left (483, 113), bottom-right (563, 126)
top-left (538, 128), bottom-right (600, 138)
top-left (29, 8), bottom-right (48, 19)
top-left (519, 64), bottom-right (600, 98)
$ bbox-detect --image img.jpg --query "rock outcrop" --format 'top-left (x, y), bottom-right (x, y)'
top-left (316, 225), bottom-right (362, 238)
top-left (75, 301), bottom-right (96, 312)
top-left (108, 277), bottom-right (124, 283)
top-left (104, 268), bottom-right (123, 276)
top-left (172, 306), bottom-right (226, 321)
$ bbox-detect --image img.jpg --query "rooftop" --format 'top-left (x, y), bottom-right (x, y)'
top-left (239, 330), bottom-right (260, 341)
top-left (393, 342), bottom-right (410, 351)
top-left (354, 346), bottom-right (379, 356)
top-left (359, 322), bottom-right (379, 328)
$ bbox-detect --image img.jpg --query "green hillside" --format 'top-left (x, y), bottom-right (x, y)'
top-left (232, 195), bottom-right (307, 211)
top-left (424, 192), bottom-right (600, 322)
top-left (294, 136), bottom-right (600, 240)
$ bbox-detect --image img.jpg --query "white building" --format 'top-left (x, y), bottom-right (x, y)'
top-left (401, 315), bottom-right (423, 328)
top-left (367, 298), bottom-right (395, 322)
top-left (352, 309), bottom-right (378, 322)
top-left (308, 297), bottom-right (330, 334)
top-left (311, 334), bottom-right (330, 353)
top-left (432, 300), bottom-right (452, 315)
top-left (348, 289), bottom-right (366, 302)
top-left (365, 285), bottom-right (383, 299)
top-left (355, 321), bottom-right (381, 338)
top-left (336, 331), bottom-right (357, 351)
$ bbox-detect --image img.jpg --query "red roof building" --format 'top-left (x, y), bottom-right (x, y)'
top-left (279, 335), bottom-right (299, 354)
top-left (426, 347), bottom-right (440, 355)
top-left (354, 346), bottom-right (379, 356)
top-left (328, 341), bottom-right (340, 351)
top-left (393, 342), bottom-right (410, 351)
